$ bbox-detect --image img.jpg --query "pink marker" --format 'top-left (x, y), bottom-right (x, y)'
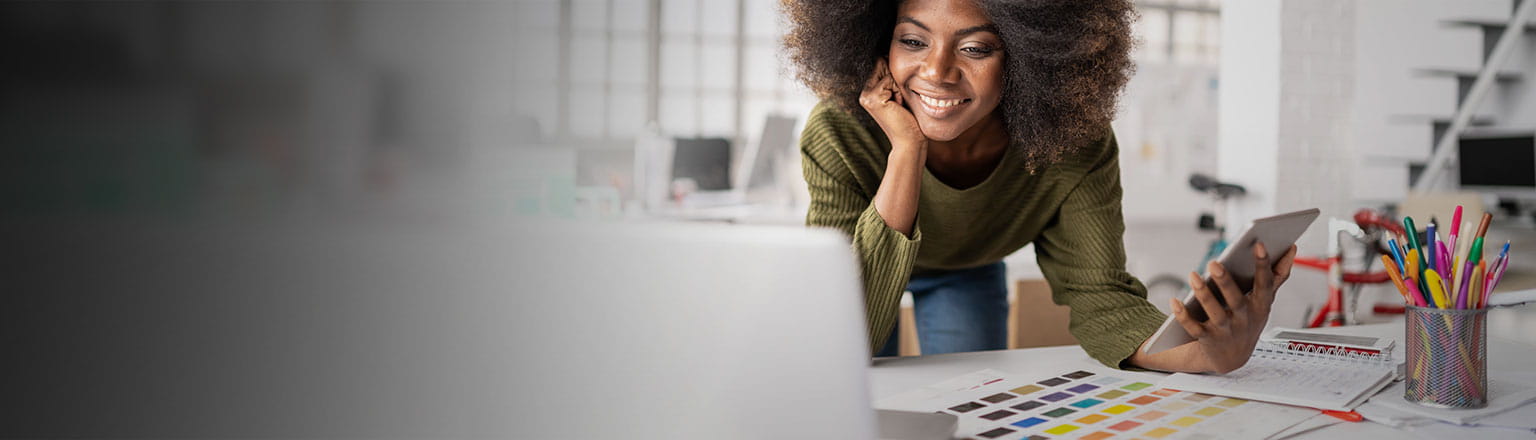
top-left (1450, 205), bottom-right (1463, 258)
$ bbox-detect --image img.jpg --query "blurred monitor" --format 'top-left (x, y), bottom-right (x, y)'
top-left (671, 137), bottom-right (733, 191)
top-left (739, 115), bottom-right (799, 191)
top-left (1458, 132), bottom-right (1536, 196)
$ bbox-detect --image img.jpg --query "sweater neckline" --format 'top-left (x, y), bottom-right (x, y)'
top-left (922, 144), bottom-right (1012, 193)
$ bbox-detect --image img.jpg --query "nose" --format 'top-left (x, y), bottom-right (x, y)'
top-left (917, 45), bottom-right (960, 85)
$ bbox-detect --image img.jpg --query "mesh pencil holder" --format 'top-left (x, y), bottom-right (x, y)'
top-left (1404, 305), bottom-right (1488, 409)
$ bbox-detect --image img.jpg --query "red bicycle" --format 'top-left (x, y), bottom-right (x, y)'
top-left (1293, 209), bottom-right (1404, 327)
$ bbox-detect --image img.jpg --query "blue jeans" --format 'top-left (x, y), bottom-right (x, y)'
top-left (875, 262), bottom-right (1009, 356)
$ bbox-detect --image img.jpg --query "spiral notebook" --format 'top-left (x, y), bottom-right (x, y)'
top-left (1159, 335), bottom-right (1396, 411)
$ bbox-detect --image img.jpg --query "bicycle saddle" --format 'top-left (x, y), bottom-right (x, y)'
top-left (1188, 173), bottom-right (1247, 198)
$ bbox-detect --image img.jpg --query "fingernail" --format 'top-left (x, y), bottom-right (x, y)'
top-left (1210, 263), bottom-right (1224, 277)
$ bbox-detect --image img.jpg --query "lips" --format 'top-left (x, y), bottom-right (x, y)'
top-left (910, 90), bottom-right (972, 119)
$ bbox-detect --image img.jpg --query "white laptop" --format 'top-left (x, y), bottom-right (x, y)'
top-left (3, 219), bottom-right (878, 439)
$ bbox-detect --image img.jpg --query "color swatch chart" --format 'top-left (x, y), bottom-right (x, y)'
top-left (876, 369), bottom-right (1316, 439)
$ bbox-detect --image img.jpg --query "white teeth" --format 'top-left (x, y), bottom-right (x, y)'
top-left (917, 93), bottom-right (964, 108)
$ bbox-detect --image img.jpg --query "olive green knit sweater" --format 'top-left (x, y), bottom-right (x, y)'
top-left (800, 101), bottom-right (1167, 368)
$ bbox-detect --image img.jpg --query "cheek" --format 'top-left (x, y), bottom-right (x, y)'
top-left (971, 62), bottom-right (1006, 107)
top-left (886, 54), bottom-right (920, 85)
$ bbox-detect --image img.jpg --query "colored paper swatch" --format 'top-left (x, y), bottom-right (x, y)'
top-left (1195, 406), bottom-right (1225, 417)
top-left (948, 402), bottom-right (986, 413)
top-left (1121, 382), bottom-right (1153, 391)
top-left (1070, 398), bottom-right (1104, 408)
top-left (1135, 410), bottom-right (1169, 421)
top-left (1094, 377), bottom-right (1123, 386)
top-left (981, 392), bottom-right (1016, 403)
top-left (1011, 417), bottom-right (1047, 428)
top-left (1010, 400), bottom-right (1046, 411)
top-left (1043, 424), bottom-right (1080, 435)
top-left (1161, 401), bottom-right (1192, 411)
top-left (1184, 393), bottom-right (1214, 401)
top-left (1042, 407), bottom-right (1077, 418)
top-left (1063, 370), bottom-right (1095, 379)
top-left (1097, 389), bottom-right (1129, 399)
top-left (976, 427), bottom-right (1015, 439)
top-left (1010, 385), bottom-right (1044, 395)
top-left (1151, 388), bottom-right (1179, 397)
top-left (1128, 395), bottom-right (1160, 405)
top-left (1067, 384), bottom-right (1100, 393)
top-left (1216, 398), bottom-right (1247, 408)
top-left (980, 409), bottom-right (1015, 421)
top-left (1080, 432), bottom-right (1114, 440)
top-left (1171, 416), bottom-right (1203, 427)
top-left (1108, 420), bottom-right (1143, 431)
top-left (1075, 413), bottom-right (1109, 424)
top-left (1040, 392), bottom-right (1072, 402)
top-left (1145, 427), bottom-right (1179, 438)
top-left (1101, 404), bottom-right (1134, 414)
top-left (1038, 377), bottom-right (1070, 386)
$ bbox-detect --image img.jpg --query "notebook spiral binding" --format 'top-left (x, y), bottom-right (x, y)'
top-left (1251, 340), bottom-right (1393, 366)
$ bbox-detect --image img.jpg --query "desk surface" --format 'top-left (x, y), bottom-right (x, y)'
top-left (869, 323), bottom-right (1536, 439)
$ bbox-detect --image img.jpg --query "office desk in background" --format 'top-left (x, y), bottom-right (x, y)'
top-left (870, 323), bottom-right (1536, 439)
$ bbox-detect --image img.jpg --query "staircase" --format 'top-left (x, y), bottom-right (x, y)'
top-left (1407, 0), bottom-right (1536, 194)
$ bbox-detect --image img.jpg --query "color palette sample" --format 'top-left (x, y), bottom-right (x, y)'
top-left (875, 368), bottom-right (1317, 440)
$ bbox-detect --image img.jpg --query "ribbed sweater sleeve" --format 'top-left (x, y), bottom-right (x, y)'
top-left (799, 109), bottom-right (920, 354)
top-left (1033, 131), bottom-right (1169, 368)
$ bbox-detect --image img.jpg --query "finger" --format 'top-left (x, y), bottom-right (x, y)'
top-left (1169, 297), bottom-right (1206, 339)
top-left (1252, 242), bottom-right (1273, 304)
top-left (882, 59), bottom-right (906, 106)
top-left (1189, 271), bottom-right (1229, 329)
top-left (1207, 260), bottom-right (1246, 312)
top-left (862, 59), bottom-right (884, 91)
top-left (1274, 245), bottom-right (1298, 286)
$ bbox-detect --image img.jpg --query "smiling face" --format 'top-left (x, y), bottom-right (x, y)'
top-left (887, 0), bottom-right (1006, 143)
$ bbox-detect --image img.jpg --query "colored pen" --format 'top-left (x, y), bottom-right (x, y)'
top-left (1459, 238), bottom-right (1485, 309)
top-left (1322, 409), bottom-right (1364, 422)
top-left (1450, 205), bottom-right (1463, 256)
top-left (1404, 276), bottom-right (1430, 308)
top-left (1431, 240), bottom-right (1443, 278)
top-left (1408, 249), bottom-right (1430, 302)
top-left (1472, 262), bottom-right (1486, 309)
top-left (1487, 253), bottom-right (1510, 306)
top-left (1382, 255), bottom-right (1413, 305)
top-left (1406, 216), bottom-right (1425, 275)
top-left (1426, 222), bottom-right (1437, 272)
top-left (1475, 212), bottom-right (1493, 241)
top-left (1426, 269), bottom-right (1450, 309)
top-left (1387, 238), bottom-right (1407, 272)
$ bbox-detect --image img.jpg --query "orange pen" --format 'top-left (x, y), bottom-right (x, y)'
top-left (1381, 255), bottom-right (1413, 305)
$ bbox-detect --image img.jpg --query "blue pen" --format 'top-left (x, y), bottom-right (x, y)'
top-left (1426, 222), bottom-right (1437, 272)
top-left (1387, 238), bottom-right (1407, 272)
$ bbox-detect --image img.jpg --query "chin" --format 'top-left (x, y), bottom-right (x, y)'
top-left (917, 121), bottom-right (965, 142)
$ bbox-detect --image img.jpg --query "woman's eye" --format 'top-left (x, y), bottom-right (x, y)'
top-left (961, 46), bottom-right (995, 57)
top-left (899, 39), bottom-right (926, 48)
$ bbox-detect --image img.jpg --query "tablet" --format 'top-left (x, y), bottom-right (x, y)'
top-left (1141, 208), bottom-right (1320, 355)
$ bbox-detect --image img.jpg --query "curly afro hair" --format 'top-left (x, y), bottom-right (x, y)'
top-left (782, 0), bottom-right (1136, 171)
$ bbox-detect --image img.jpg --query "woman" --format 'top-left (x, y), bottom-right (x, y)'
top-left (783, 0), bottom-right (1296, 373)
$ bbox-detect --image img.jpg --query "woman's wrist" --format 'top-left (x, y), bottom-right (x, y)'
top-left (889, 139), bottom-right (928, 162)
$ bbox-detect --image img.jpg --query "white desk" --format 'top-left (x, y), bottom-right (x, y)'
top-left (869, 323), bottom-right (1536, 439)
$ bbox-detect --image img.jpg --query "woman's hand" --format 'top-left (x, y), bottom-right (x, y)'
top-left (859, 58), bottom-right (926, 152)
top-left (1166, 242), bottom-right (1297, 374)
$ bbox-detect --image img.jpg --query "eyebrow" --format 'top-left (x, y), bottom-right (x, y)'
top-left (897, 16), bottom-right (1000, 37)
